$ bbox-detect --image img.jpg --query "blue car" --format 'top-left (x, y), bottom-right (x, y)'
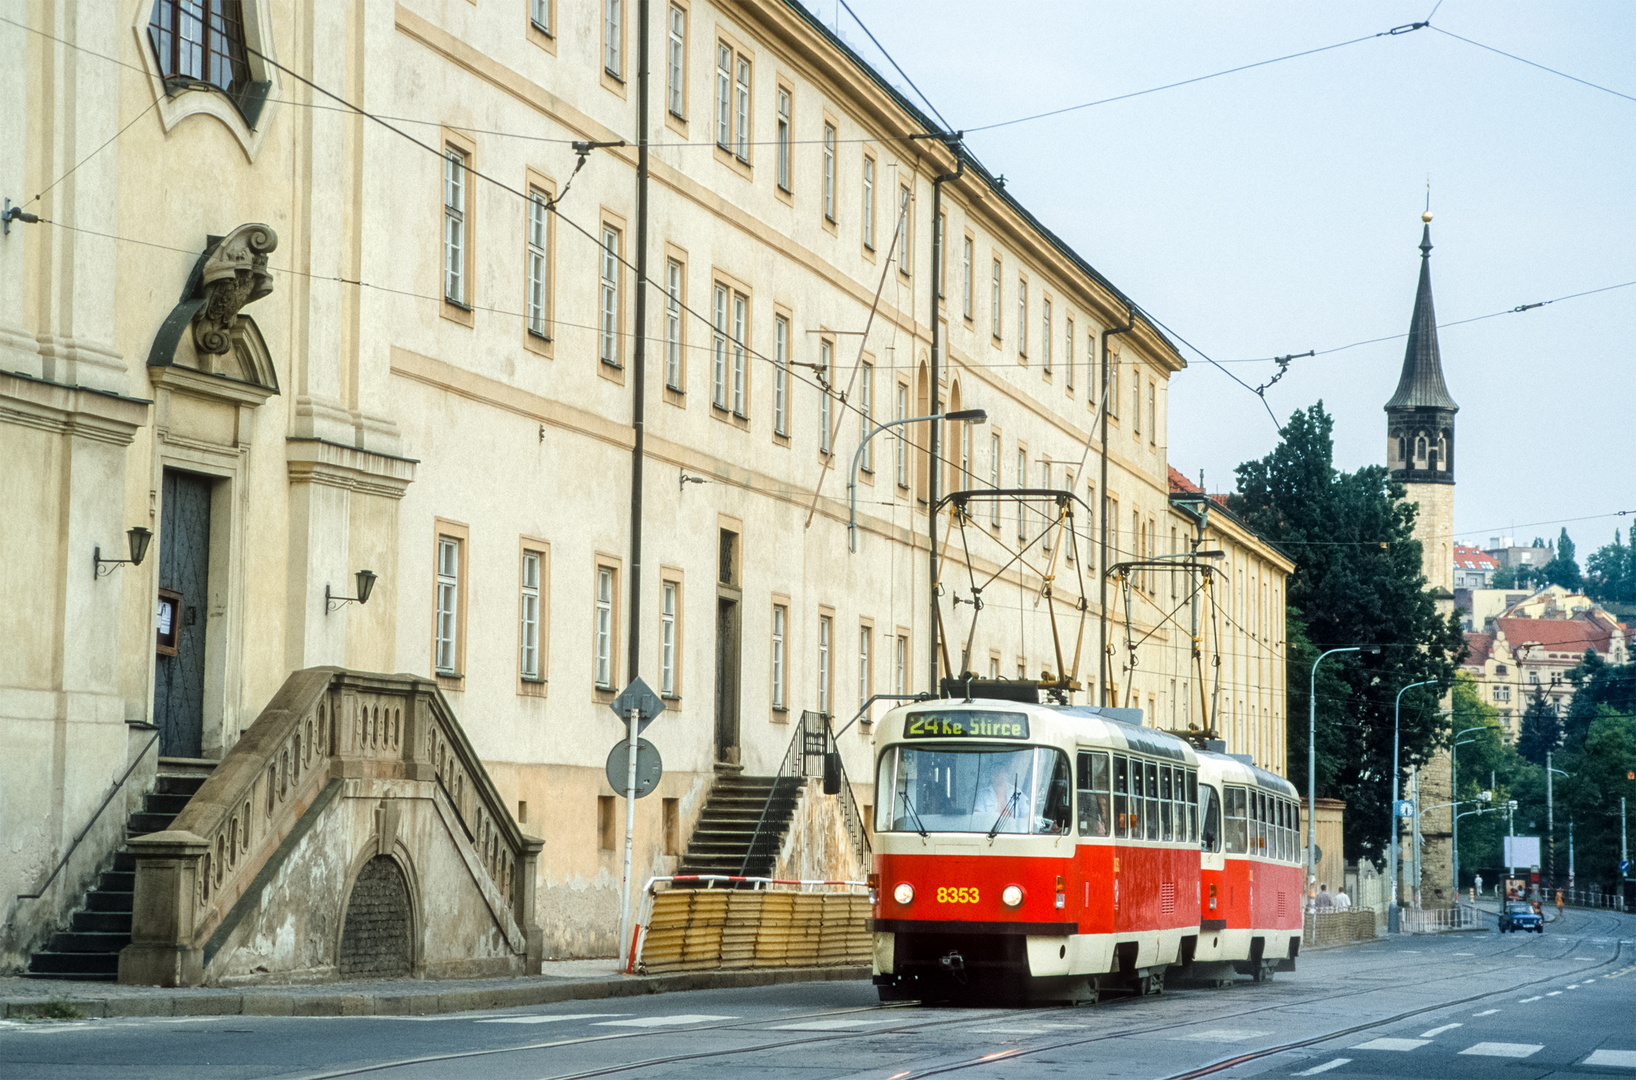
top-left (1499, 901), bottom-right (1543, 933)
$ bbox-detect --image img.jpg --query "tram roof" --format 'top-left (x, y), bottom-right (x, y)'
top-left (1045, 705), bottom-right (1193, 764)
top-left (1196, 749), bottom-right (1299, 798)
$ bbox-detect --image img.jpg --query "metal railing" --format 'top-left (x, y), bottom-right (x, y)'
top-left (737, 713), bottom-right (822, 876)
top-left (13, 729), bottom-right (160, 905)
top-left (1559, 887), bottom-right (1630, 911)
top-left (822, 713), bottom-right (872, 871)
top-left (1400, 903), bottom-right (1486, 933)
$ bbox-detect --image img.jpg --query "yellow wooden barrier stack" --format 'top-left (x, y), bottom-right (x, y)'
top-left (632, 877), bottom-right (869, 975)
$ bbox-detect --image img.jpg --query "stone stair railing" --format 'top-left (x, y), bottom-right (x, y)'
top-left (120, 667), bottom-right (541, 985)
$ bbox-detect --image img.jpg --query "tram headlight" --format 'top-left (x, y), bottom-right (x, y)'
top-left (1002, 885), bottom-right (1025, 908)
top-left (893, 882), bottom-right (915, 906)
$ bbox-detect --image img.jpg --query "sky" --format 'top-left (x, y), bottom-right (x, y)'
top-left (826, 1), bottom-right (1634, 556)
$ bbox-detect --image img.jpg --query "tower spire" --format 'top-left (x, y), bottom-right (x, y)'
top-left (1386, 211), bottom-right (1458, 412)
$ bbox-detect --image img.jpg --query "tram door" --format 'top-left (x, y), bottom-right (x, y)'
top-left (152, 469), bottom-right (214, 758)
top-left (1199, 783), bottom-right (1226, 925)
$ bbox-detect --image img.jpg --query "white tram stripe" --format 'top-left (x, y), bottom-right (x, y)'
top-left (1459, 1042), bottom-right (1543, 1057)
top-left (1584, 1050), bottom-right (1636, 1068)
top-left (1419, 1023), bottom-right (1462, 1037)
top-left (595, 1014), bottom-right (738, 1027)
top-left (1351, 1038), bottom-right (1429, 1051)
top-left (1294, 1060), bottom-right (1351, 1076)
top-left (477, 1013), bottom-right (626, 1024)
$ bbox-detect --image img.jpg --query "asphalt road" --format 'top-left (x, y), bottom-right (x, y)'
top-left (3, 908), bottom-right (1632, 1080)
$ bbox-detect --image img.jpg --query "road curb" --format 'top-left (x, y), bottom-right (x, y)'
top-left (1, 965), bottom-right (870, 1020)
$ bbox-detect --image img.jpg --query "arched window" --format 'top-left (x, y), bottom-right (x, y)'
top-left (1414, 434), bottom-right (1428, 464)
top-left (149, 1), bottom-right (251, 104)
top-left (1436, 433), bottom-right (1448, 471)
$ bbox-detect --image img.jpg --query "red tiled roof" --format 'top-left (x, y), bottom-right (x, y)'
top-left (1169, 466), bottom-right (1203, 495)
top-left (1453, 544), bottom-right (1499, 571)
top-left (1463, 632), bottom-right (1494, 667)
top-left (1497, 615), bottom-right (1615, 655)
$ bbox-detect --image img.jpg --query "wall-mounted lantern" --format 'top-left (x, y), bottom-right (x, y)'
top-left (94, 527), bottom-right (153, 579)
top-left (325, 569), bottom-right (378, 614)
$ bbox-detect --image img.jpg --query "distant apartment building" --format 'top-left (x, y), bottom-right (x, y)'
top-left (1461, 586), bottom-right (1629, 740)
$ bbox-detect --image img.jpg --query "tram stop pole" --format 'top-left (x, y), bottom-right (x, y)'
top-left (619, 705), bottom-right (640, 967)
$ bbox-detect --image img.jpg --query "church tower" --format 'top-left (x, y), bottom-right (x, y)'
top-left (1385, 212), bottom-right (1458, 601)
top-left (1386, 212), bottom-right (1459, 908)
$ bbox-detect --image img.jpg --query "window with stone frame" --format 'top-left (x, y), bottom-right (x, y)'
top-left (148, 0), bottom-right (255, 113)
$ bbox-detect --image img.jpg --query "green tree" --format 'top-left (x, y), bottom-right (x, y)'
top-left (1448, 675), bottom-right (1510, 887)
top-left (1516, 686), bottom-right (1561, 766)
top-left (1558, 708), bottom-right (1636, 889)
top-left (1585, 530), bottom-right (1636, 604)
top-left (1230, 402), bottom-right (1465, 863)
top-left (1542, 528), bottom-right (1582, 590)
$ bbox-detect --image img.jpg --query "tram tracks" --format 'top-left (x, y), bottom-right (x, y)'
top-left (286, 913), bottom-right (1630, 1080)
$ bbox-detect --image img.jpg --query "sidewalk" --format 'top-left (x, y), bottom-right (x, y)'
top-left (0, 960), bottom-right (869, 1020)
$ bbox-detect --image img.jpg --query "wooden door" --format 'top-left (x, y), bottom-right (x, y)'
top-left (153, 469), bottom-right (213, 758)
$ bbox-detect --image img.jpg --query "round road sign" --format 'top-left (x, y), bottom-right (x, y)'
top-left (605, 738), bottom-right (663, 799)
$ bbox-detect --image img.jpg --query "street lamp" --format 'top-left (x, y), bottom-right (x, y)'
top-left (1450, 726), bottom-right (1490, 899)
top-left (1307, 645), bottom-right (1380, 905)
top-left (847, 409), bottom-right (986, 553)
top-left (1546, 753), bottom-right (1569, 894)
top-left (1387, 678), bottom-right (1434, 933)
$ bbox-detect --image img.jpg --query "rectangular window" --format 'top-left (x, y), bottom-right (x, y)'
top-left (1112, 755), bottom-right (1129, 839)
top-left (664, 258), bottom-right (683, 390)
top-left (835, 357), bottom-right (868, 475)
top-left (1041, 299), bottom-right (1052, 373)
top-left (773, 315), bottom-right (789, 435)
top-left (1066, 317), bottom-right (1074, 392)
top-left (1088, 332), bottom-right (1097, 404)
top-left (819, 339), bottom-right (832, 455)
top-left (666, 4), bottom-right (685, 116)
top-left (862, 155), bottom-right (875, 250)
top-left (734, 56), bottom-right (750, 161)
top-left (858, 624), bottom-right (872, 709)
top-left (604, 0), bottom-right (622, 77)
top-left (894, 383), bottom-right (908, 488)
top-left (1077, 751), bottom-right (1111, 837)
top-left (526, 188), bottom-right (550, 338)
top-left (989, 433), bottom-right (1000, 527)
top-left (520, 550), bottom-right (542, 681)
top-left (961, 236), bottom-right (973, 320)
top-left (663, 798), bottom-right (679, 855)
top-left (660, 580), bottom-right (677, 697)
top-left (1132, 369), bottom-right (1141, 435)
top-left (1148, 380), bottom-right (1157, 445)
top-left (711, 284), bottom-right (728, 408)
top-left (990, 259), bottom-right (1002, 340)
top-left (1039, 460), bottom-right (1052, 551)
top-left (817, 615), bottom-right (832, 716)
top-left (771, 604), bottom-right (787, 710)
top-left (443, 146), bottom-right (467, 306)
top-left (775, 89), bottom-right (791, 191)
top-left (1110, 355), bottom-right (1120, 416)
top-left (595, 566), bottom-right (615, 689)
top-left (599, 225), bottom-right (621, 366)
top-left (897, 186), bottom-right (912, 275)
top-left (435, 537), bottom-right (460, 674)
top-left (1017, 277), bottom-right (1028, 357)
top-left (731, 291), bottom-right (747, 416)
top-left (936, 211), bottom-right (947, 299)
top-left (715, 44), bottom-right (731, 148)
top-left (959, 420), bottom-right (970, 488)
top-left (894, 633), bottom-right (906, 695)
top-left (822, 123), bottom-right (836, 221)
top-left (531, 0), bottom-right (551, 35)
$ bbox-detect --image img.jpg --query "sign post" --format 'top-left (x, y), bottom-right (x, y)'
top-left (610, 677), bottom-right (666, 968)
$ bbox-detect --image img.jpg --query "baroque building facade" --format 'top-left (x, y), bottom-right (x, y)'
top-left (2, 0), bottom-right (1293, 966)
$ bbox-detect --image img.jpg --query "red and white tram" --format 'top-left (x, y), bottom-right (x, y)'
top-left (869, 699), bottom-right (1202, 1003)
top-left (1192, 751), bottom-right (1305, 983)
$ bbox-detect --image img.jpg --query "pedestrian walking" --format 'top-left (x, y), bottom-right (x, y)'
top-left (1316, 884), bottom-right (1335, 910)
top-left (1334, 887), bottom-right (1351, 912)
top-left (1474, 873), bottom-right (1483, 896)
top-left (1555, 889), bottom-right (1564, 916)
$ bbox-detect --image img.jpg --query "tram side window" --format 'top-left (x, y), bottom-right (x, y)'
top-left (1286, 799), bottom-right (1297, 861)
top-left (1077, 751), bottom-right (1111, 837)
top-left (1144, 761), bottom-right (1160, 841)
top-left (1158, 766), bottom-right (1174, 841)
top-left (1257, 791), bottom-right (1269, 855)
top-left (1272, 798), bottom-right (1283, 860)
top-left (1187, 770), bottom-right (1199, 842)
top-left (1199, 783), bottom-right (1221, 852)
top-left (1111, 755), bottom-right (1127, 839)
top-left (1224, 785), bottom-right (1248, 854)
top-left (1280, 799), bottom-right (1291, 860)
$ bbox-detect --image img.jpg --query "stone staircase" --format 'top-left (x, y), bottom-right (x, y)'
top-left (677, 774), bottom-right (802, 879)
top-left (25, 761), bottom-right (212, 981)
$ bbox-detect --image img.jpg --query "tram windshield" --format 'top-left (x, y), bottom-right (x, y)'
top-left (874, 744), bottom-right (1071, 835)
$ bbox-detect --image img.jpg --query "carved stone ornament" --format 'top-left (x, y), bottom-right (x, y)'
top-left (191, 224), bottom-right (277, 355)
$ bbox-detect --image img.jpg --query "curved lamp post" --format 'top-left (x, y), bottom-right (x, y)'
top-left (1308, 645), bottom-right (1379, 905)
top-left (1387, 678), bottom-right (1435, 932)
top-left (847, 409), bottom-right (986, 553)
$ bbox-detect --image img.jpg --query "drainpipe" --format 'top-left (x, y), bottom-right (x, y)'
top-left (626, 0), bottom-right (650, 685)
top-left (1098, 308), bottom-right (1135, 705)
top-left (928, 139), bottom-right (964, 696)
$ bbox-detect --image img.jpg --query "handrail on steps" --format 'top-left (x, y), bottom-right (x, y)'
top-left (13, 729), bottom-right (161, 905)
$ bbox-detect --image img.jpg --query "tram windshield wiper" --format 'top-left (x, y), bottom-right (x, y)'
top-left (987, 787), bottom-right (1024, 840)
top-left (901, 790), bottom-right (929, 838)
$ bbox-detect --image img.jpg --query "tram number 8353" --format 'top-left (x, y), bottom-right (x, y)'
top-left (937, 886), bottom-right (980, 904)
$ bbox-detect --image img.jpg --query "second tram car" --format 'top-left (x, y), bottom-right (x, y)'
top-left (1192, 751), bottom-right (1305, 982)
top-left (869, 699), bottom-right (1202, 1002)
